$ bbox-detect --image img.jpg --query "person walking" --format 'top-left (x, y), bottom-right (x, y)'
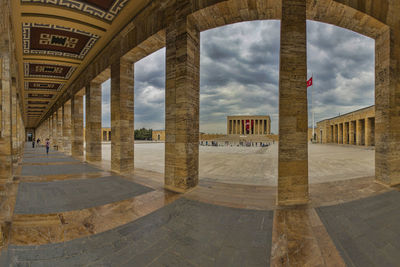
top-left (32, 139), bottom-right (35, 148)
top-left (37, 138), bottom-right (40, 146)
top-left (45, 139), bottom-right (50, 155)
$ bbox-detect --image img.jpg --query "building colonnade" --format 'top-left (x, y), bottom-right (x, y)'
top-left (32, 0), bottom-right (400, 205)
top-left (316, 106), bottom-right (376, 147)
top-left (227, 116), bottom-right (271, 135)
top-left (0, 5), bottom-right (26, 184)
top-left (329, 118), bottom-right (375, 146)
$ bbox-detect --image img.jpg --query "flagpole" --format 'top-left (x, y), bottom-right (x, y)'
top-left (312, 73), bottom-right (315, 142)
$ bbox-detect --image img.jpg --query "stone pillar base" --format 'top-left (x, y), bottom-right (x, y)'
top-left (164, 184), bottom-right (196, 194)
top-left (277, 197), bottom-right (309, 206)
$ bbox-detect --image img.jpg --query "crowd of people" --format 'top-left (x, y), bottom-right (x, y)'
top-left (200, 140), bottom-right (275, 147)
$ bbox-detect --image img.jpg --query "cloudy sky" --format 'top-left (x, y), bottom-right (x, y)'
top-left (100, 20), bottom-right (374, 134)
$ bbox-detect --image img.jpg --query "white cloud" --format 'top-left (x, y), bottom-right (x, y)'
top-left (100, 20), bottom-right (374, 134)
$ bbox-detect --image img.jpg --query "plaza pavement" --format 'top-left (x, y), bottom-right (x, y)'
top-left (102, 142), bottom-right (375, 186)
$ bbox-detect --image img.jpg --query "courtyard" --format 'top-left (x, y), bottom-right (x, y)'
top-left (102, 142), bottom-right (375, 186)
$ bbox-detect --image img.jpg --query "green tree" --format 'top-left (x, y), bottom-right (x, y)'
top-left (134, 128), bottom-right (153, 140)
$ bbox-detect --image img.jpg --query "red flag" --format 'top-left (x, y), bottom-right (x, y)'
top-left (307, 77), bottom-right (313, 87)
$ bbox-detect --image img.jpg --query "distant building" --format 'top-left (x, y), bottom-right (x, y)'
top-left (102, 128), bottom-right (111, 141)
top-left (152, 130), bottom-right (165, 141)
top-left (227, 116), bottom-right (271, 135)
top-left (316, 105), bottom-right (375, 146)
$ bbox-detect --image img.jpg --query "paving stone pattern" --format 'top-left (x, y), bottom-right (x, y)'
top-left (21, 163), bottom-right (101, 176)
top-left (24, 146), bottom-right (62, 156)
top-left (2, 198), bottom-right (274, 266)
top-left (316, 191), bottom-right (400, 267)
top-left (14, 176), bottom-right (154, 214)
top-left (22, 156), bottom-right (79, 163)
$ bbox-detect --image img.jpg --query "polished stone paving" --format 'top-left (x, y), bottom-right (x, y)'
top-left (22, 156), bottom-right (78, 163)
top-left (1, 198), bottom-right (273, 266)
top-left (21, 163), bottom-right (101, 176)
top-left (317, 190), bottom-right (400, 267)
top-left (1, 143), bottom-right (399, 266)
top-left (15, 176), bottom-right (154, 214)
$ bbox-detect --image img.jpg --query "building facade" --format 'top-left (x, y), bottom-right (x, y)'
top-left (152, 130), bottom-right (165, 141)
top-left (102, 128), bottom-right (111, 142)
top-left (316, 105), bottom-right (375, 146)
top-left (227, 116), bottom-right (271, 135)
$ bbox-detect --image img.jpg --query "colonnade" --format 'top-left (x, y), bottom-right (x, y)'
top-left (36, 59), bottom-right (135, 174)
top-left (0, 6), bottom-right (26, 183)
top-left (227, 117), bottom-right (271, 135)
top-left (329, 117), bottom-right (375, 146)
top-left (31, 0), bottom-right (400, 204)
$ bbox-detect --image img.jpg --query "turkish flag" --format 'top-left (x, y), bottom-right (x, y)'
top-left (246, 120), bottom-right (250, 131)
top-left (307, 77), bottom-right (313, 87)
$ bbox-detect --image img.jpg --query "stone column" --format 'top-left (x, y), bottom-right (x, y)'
top-left (278, 0), bottom-right (308, 205)
top-left (336, 124), bottom-right (339, 143)
top-left (111, 57), bottom-right (134, 174)
top-left (365, 117), bottom-right (371, 146)
top-left (371, 118), bottom-right (375, 146)
top-left (52, 113), bottom-right (57, 146)
top-left (375, 27), bottom-right (400, 185)
top-left (47, 118), bottom-right (51, 140)
top-left (85, 82), bottom-right (102, 162)
top-left (356, 120), bottom-right (362, 145)
top-left (349, 121), bottom-right (355, 145)
top-left (11, 81), bottom-right (17, 163)
top-left (57, 107), bottom-right (63, 151)
top-left (342, 122), bottom-right (346, 144)
top-left (71, 93), bottom-right (84, 158)
top-left (165, 4), bottom-right (200, 193)
top-left (0, 54), bottom-right (13, 181)
top-left (240, 120), bottom-right (243, 135)
top-left (62, 100), bottom-right (72, 155)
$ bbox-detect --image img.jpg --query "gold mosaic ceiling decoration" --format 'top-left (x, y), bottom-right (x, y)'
top-left (12, 0), bottom-right (147, 127)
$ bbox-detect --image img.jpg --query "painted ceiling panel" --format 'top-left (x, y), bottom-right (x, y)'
top-left (12, 0), bottom-right (147, 127)
top-left (22, 23), bottom-right (99, 59)
top-left (25, 63), bottom-right (76, 79)
top-left (20, 0), bottom-right (128, 22)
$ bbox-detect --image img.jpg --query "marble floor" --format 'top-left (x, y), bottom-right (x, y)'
top-left (0, 143), bottom-right (399, 266)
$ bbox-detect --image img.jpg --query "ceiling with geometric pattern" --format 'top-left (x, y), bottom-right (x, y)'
top-left (11, 0), bottom-right (149, 127)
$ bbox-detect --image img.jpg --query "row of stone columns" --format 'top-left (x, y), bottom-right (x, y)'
top-left (36, 60), bottom-right (135, 175)
top-left (34, 0), bottom-right (400, 203)
top-left (34, 0), bottom-right (310, 204)
top-left (228, 119), bottom-right (270, 135)
top-left (0, 22), bottom-right (26, 183)
top-left (330, 118), bottom-right (375, 146)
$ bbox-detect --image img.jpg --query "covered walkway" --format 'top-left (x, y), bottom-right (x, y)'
top-left (0, 143), bottom-right (399, 266)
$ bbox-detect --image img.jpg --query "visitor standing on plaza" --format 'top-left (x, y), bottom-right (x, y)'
top-left (37, 138), bottom-right (40, 146)
top-left (45, 139), bottom-right (50, 155)
top-left (32, 139), bottom-right (35, 148)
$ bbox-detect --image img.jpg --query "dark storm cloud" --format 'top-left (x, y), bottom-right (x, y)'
top-left (133, 48), bottom-right (166, 130)
top-left (101, 20), bottom-right (374, 134)
top-left (307, 21), bottom-right (374, 125)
